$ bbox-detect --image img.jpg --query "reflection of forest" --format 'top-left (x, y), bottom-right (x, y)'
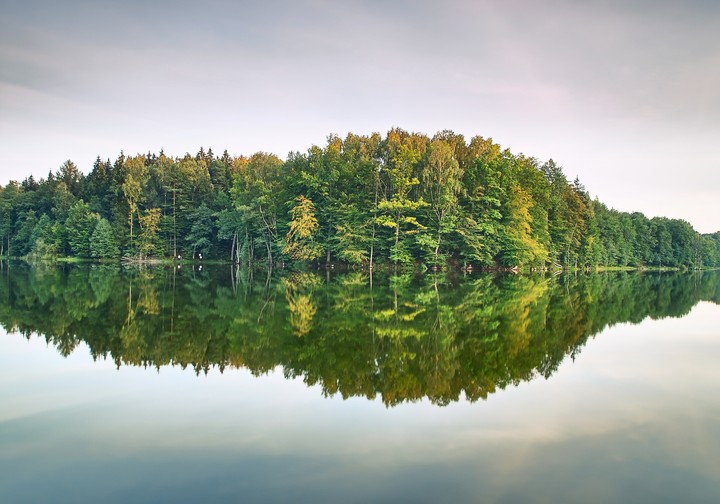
top-left (1, 264), bottom-right (719, 406)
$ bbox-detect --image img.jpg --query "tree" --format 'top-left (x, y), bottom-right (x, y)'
top-left (136, 208), bottom-right (162, 259)
top-left (216, 208), bottom-right (245, 263)
top-left (185, 204), bottom-right (216, 259)
top-left (377, 133), bottom-right (429, 265)
top-left (232, 152), bottom-right (284, 265)
top-left (57, 160), bottom-right (83, 197)
top-left (456, 137), bottom-right (505, 267)
top-left (121, 156), bottom-right (147, 247)
top-left (284, 196), bottom-right (322, 261)
top-left (11, 210), bottom-right (38, 257)
top-left (28, 213), bottom-right (61, 260)
top-left (90, 218), bottom-right (120, 259)
top-left (500, 183), bottom-right (547, 267)
top-left (65, 200), bottom-right (100, 257)
top-left (421, 139), bottom-right (463, 265)
top-left (0, 182), bottom-right (19, 256)
top-left (338, 132), bottom-right (383, 267)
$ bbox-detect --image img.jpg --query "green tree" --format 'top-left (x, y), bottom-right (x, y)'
top-left (11, 210), bottom-right (38, 257)
top-left (137, 208), bottom-right (162, 259)
top-left (421, 139), bottom-right (463, 265)
top-left (57, 160), bottom-right (83, 197)
top-left (121, 156), bottom-right (147, 247)
top-left (28, 213), bottom-right (61, 261)
top-left (90, 218), bottom-right (120, 259)
top-left (216, 208), bottom-right (245, 263)
top-left (377, 131), bottom-right (429, 265)
top-left (284, 196), bottom-right (322, 261)
top-left (185, 204), bottom-right (216, 259)
top-left (0, 182), bottom-right (19, 256)
top-left (232, 152), bottom-right (284, 265)
top-left (456, 137), bottom-right (505, 266)
top-left (65, 200), bottom-right (100, 257)
top-left (500, 183), bottom-right (547, 267)
top-left (337, 133), bottom-right (383, 267)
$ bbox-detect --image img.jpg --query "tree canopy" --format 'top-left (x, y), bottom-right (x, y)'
top-left (1, 129), bottom-right (717, 268)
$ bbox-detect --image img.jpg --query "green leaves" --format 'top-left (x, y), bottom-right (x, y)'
top-left (0, 130), bottom-right (715, 269)
top-left (90, 218), bottom-right (119, 259)
top-left (65, 200), bottom-right (100, 257)
top-left (284, 196), bottom-right (322, 261)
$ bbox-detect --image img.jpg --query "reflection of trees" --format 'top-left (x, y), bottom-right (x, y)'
top-left (283, 272), bottom-right (320, 337)
top-left (1, 265), bottom-right (719, 406)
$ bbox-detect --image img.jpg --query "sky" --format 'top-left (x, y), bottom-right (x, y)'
top-left (1, 0), bottom-right (719, 232)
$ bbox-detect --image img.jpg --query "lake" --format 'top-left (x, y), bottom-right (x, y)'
top-left (1, 264), bottom-right (719, 503)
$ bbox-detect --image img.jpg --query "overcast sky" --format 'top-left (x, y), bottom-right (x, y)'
top-left (1, 0), bottom-right (719, 232)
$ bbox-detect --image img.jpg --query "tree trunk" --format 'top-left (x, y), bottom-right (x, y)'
top-left (172, 188), bottom-right (177, 258)
top-left (326, 222), bottom-right (332, 266)
top-left (129, 206), bottom-right (133, 244)
top-left (434, 226), bottom-right (441, 264)
top-left (369, 240), bottom-right (374, 270)
top-left (370, 172), bottom-right (378, 270)
top-left (249, 233), bottom-right (254, 264)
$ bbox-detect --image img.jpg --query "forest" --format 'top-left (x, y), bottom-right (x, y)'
top-left (1, 128), bottom-right (718, 269)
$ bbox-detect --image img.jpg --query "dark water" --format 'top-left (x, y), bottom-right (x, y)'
top-left (1, 264), bottom-right (719, 503)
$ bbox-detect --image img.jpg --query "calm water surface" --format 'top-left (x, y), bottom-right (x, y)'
top-left (1, 265), bottom-right (719, 503)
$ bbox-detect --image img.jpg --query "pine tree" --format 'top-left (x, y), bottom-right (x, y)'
top-left (90, 218), bottom-right (119, 259)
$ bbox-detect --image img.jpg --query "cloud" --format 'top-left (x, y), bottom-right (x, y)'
top-left (0, 0), bottom-right (718, 230)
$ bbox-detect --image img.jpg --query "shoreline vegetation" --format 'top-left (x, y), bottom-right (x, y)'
top-left (1, 128), bottom-right (718, 270)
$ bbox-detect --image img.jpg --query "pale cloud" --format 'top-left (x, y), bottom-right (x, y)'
top-left (1, 0), bottom-right (719, 231)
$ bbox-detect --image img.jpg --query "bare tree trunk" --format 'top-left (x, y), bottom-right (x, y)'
top-left (369, 239), bottom-right (374, 270)
top-left (172, 188), bottom-right (177, 258)
top-left (434, 226), bottom-right (441, 264)
top-left (249, 234), bottom-right (254, 265)
top-left (235, 231), bottom-right (240, 264)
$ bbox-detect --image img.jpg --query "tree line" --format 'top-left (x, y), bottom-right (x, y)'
top-left (1, 128), bottom-right (718, 268)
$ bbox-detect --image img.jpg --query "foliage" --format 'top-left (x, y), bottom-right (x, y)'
top-left (0, 130), bottom-right (717, 268)
top-left (284, 196), bottom-right (322, 261)
top-left (65, 200), bottom-right (100, 257)
top-left (90, 218), bottom-right (120, 259)
top-left (137, 207), bottom-right (162, 259)
top-left (184, 204), bottom-right (215, 258)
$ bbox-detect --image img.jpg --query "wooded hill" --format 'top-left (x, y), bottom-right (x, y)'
top-left (1, 128), bottom-right (718, 268)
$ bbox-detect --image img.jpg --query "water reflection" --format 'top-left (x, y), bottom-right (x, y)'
top-left (1, 264), bottom-right (718, 406)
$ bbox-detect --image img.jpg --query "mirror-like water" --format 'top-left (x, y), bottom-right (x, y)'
top-left (1, 265), bottom-right (719, 503)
